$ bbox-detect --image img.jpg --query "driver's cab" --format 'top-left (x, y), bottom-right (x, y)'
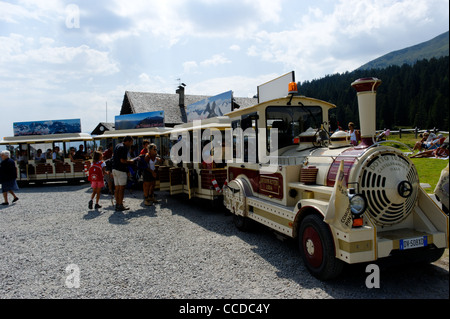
top-left (225, 92), bottom-right (336, 166)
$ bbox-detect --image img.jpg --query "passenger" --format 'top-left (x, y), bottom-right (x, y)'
top-left (143, 143), bottom-right (160, 206)
top-left (88, 151), bottom-right (106, 210)
top-left (348, 122), bottom-right (361, 146)
top-left (17, 150), bottom-right (28, 178)
top-left (112, 136), bottom-right (135, 211)
top-left (34, 149), bottom-right (46, 163)
top-left (18, 150), bottom-right (28, 165)
top-left (86, 147), bottom-right (93, 159)
top-left (103, 143), bottom-right (113, 160)
top-left (68, 147), bottom-right (82, 162)
top-left (74, 145), bottom-right (87, 160)
top-left (52, 146), bottom-right (64, 163)
top-left (0, 150), bottom-right (19, 206)
top-left (45, 149), bottom-right (53, 160)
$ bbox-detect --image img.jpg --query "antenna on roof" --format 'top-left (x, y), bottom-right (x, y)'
top-left (176, 78), bottom-right (186, 88)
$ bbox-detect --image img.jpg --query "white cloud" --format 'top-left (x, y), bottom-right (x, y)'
top-left (188, 73), bottom-right (280, 97)
top-left (183, 61), bottom-right (199, 73)
top-left (0, 34), bottom-right (119, 79)
top-left (200, 54), bottom-right (231, 67)
top-left (229, 44), bottom-right (240, 51)
top-left (244, 0), bottom-right (450, 81)
top-left (101, 0), bottom-right (284, 45)
top-left (0, 0), bottom-right (66, 23)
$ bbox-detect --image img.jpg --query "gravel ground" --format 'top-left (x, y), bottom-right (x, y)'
top-left (0, 182), bottom-right (448, 300)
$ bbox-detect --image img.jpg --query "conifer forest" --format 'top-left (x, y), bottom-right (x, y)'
top-left (298, 56), bottom-right (449, 132)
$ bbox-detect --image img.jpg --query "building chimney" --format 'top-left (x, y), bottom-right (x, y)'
top-left (176, 85), bottom-right (186, 108)
top-left (351, 77), bottom-right (382, 147)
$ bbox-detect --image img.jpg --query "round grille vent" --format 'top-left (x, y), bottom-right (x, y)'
top-left (359, 152), bottom-right (419, 226)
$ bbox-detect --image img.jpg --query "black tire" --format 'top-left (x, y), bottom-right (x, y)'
top-left (298, 214), bottom-right (344, 280)
top-left (233, 214), bottom-right (253, 232)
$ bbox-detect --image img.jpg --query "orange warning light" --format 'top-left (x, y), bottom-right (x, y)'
top-left (288, 82), bottom-right (298, 94)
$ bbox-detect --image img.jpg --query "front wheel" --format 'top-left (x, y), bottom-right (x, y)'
top-left (233, 214), bottom-right (253, 232)
top-left (299, 214), bottom-right (344, 280)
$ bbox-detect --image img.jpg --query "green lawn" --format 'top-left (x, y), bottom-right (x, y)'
top-left (385, 132), bottom-right (448, 192)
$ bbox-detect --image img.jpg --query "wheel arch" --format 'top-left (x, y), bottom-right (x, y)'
top-left (293, 205), bottom-right (339, 259)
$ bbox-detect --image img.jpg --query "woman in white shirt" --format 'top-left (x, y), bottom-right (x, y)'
top-left (348, 122), bottom-right (361, 146)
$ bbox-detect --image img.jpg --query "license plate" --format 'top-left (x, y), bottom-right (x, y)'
top-left (399, 236), bottom-right (427, 250)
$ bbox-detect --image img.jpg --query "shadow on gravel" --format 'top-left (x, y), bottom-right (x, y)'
top-left (17, 181), bottom-right (90, 193)
top-left (106, 205), bottom-right (157, 225)
top-left (83, 210), bottom-right (104, 220)
top-left (162, 192), bottom-right (449, 299)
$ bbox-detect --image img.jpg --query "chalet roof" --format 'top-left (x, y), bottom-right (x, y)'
top-left (91, 122), bottom-right (115, 135)
top-left (120, 91), bottom-right (258, 125)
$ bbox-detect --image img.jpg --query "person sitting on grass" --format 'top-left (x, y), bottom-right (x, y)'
top-left (410, 137), bottom-right (449, 158)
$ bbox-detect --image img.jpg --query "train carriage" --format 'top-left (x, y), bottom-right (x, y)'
top-left (0, 132), bottom-right (94, 185)
top-left (223, 78), bottom-right (449, 280)
top-left (166, 116), bottom-right (231, 201)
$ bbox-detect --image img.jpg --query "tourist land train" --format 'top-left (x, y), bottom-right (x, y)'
top-left (1, 76), bottom-right (448, 280)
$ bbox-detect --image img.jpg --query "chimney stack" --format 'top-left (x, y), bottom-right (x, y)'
top-left (176, 84), bottom-right (186, 108)
top-left (351, 77), bottom-right (382, 147)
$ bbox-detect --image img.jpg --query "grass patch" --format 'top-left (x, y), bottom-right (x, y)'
top-left (386, 132), bottom-right (448, 193)
top-left (410, 158), bottom-right (448, 192)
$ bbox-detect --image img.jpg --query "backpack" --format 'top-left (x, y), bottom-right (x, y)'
top-left (137, 154), bottom-right (148, 171)
top-left (88, 162), bottom-right (104, 182)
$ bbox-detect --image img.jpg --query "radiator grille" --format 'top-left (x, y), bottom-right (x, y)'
top-left (359, 152), bottom-right (418, 226)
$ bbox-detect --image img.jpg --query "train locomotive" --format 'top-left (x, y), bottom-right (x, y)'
top-left (223, 77), bottom-right (449, 280)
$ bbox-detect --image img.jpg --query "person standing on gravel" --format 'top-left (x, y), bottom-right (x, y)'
top-left (143, 143), bottom-right (160, 206)
top-left (112, 136), bottom-right (135, 211)
top-left (0, 150), bottom-right (19, 206)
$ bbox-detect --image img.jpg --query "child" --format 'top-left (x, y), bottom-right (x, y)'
top-left (143, 143), bottom-right (161, 206)
top-left (89, 151), bottom-right (106, 209)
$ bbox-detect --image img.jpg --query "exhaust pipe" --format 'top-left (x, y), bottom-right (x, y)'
top-left (351, 77), bottom-right (382, 147)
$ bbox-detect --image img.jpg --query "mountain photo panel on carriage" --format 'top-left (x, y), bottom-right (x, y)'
top-left (13, 119), bottom-right (82, 136)
top-left (115, 111), bottom-right (165, 130)
top-left (186, 91), bottom-right (233, 123)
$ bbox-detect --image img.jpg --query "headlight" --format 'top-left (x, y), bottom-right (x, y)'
top-left (349, 194), bottom-right (367, 216)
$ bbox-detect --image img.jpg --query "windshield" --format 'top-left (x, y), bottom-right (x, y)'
top-left (266, 105), bottom-right (322, 150)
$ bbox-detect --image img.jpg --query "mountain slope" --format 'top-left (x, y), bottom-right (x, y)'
top-left (358, 31), bottom-right (449, 70)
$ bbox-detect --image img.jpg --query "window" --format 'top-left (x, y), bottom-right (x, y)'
top-left (266, 106), bottom-right (322, 151)
top-left (232, 113), bottom-right (258, 163)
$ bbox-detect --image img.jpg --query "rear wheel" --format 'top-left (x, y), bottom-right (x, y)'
top-left (299, 214), bottom-right (344, 280)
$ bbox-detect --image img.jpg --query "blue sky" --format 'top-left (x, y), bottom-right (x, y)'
top-left (0, 0), bottom-right (448, 139)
